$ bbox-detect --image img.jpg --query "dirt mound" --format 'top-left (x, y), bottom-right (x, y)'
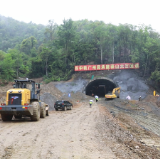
top-left (156, 101), bottom-right (160, 108)
top-left (32, 77), bottom-right (43, 83)
top-left (144, 95), bottom-right (160, 108)
top-left (98, 104), bottom-right (160, 158)
top-left (145, 95), bottom-right (158, 102)
top-left (40, 82), bottom-right (63, 99)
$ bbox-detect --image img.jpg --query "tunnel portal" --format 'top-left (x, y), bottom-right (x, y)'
top-left (85, 78), bottom-right (117, 97)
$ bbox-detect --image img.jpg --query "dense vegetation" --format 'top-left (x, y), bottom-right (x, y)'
top-left (0, 15), bottom-right (160, 86)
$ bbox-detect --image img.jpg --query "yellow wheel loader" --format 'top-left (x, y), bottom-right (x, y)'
top-left (0, 79), bottom-right (49, 121)
top-left (105, 87), bottom-right (120, 100)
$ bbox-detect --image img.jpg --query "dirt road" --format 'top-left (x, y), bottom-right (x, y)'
top-left (0, 102), bottom-right (116, 159)
top-left (1, 100), bottom-right (160, 159)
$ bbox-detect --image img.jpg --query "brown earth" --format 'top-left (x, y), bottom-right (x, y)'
top-left (0, 76), bottom-right (160, 158)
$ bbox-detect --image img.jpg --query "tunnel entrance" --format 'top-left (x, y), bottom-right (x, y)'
top-left (85, 78), bottom-right (117, 97)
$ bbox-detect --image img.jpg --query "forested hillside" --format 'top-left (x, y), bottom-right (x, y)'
top-left (0, 15), bottom-right (160, 87)
top-left (0, 15), bottom-right (45, 51)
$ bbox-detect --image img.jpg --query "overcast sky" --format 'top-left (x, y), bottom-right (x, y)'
top-left (0, 0), bottom-right (160, 32)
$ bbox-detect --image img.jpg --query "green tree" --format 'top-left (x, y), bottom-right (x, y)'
top-left (93, 21), bottom-right (107, 64)
top-left (7, 49), bottom-right (23, 78)
top-left (45, 20), bottom-right (58, 41)
top-left (40, 45), bottom-right (52, 77)
top-left (58, 18), bottom-right (77, 64)
top-left (21, 36), bottom-right (37, 55)
top-left (1, 53), bottom-right (15, 81)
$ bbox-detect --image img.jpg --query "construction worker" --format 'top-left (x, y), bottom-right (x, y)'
top-left (95, 95), bottom-right (98, 102)
top-left (139, 96), bottom-right (141, 101)
top-left (89, 100), bottom-right (93, 107)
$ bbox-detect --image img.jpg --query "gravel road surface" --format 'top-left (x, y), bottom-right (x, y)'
top-left (0, 103), bottom-right (116, 159)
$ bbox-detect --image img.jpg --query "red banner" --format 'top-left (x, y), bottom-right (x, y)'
top-left (74, 63), bottom-right (139, 71)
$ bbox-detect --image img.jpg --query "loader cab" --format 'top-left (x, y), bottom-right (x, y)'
top-left (14, 81), bottom-right (28, 89)
top-left (13, 79), bottom-right (41, 101)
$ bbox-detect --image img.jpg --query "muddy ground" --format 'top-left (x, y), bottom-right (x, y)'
top-left (0, 71), bottom-right (160, 158)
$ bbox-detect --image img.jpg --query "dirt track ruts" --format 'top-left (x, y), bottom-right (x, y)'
top-left (0, 103), bottom-right (116, 159)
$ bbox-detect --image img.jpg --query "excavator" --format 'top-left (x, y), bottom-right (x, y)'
top-left (105, 87), bottom-right (120, 100)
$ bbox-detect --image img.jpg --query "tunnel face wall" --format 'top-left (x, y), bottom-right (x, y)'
top-left (85, 77), bottom-right (117, 97)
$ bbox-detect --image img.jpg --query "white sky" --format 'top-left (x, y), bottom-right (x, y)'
top-left (0, 0), bottom-right (160, 32)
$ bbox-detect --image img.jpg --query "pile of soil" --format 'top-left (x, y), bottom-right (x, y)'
top-left (98, 104), bottom-right (160, 158)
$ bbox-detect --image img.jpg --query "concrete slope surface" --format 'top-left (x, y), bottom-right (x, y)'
top-left (109, 70), bottom-right (149, 100)
top-left (53, 70), bottom-right (150, 101)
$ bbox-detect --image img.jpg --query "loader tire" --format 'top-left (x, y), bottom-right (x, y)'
top-left (1, 114), bottom-right (13, 121)
top-left (40, 102), bottom-right (46, 118)
top-left (31, 102), bottom-right (40, 121)
top-left (46, 110), bottom-right (49, 116)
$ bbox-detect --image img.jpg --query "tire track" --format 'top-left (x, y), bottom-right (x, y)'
top-left (0, 103), bottom-right (116, 159)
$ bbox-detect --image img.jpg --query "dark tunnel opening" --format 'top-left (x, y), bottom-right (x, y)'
top-left (85, 79), bottom-right (117, 97)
